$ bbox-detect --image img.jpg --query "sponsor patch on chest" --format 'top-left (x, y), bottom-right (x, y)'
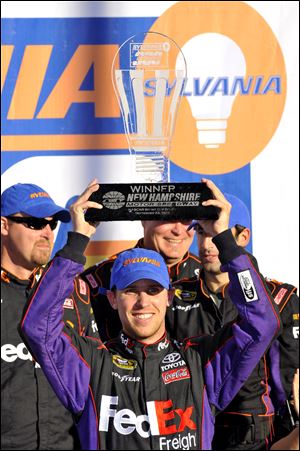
top-left (63, 298), bottom-right (74, 309)
top-left (112, 354), bottom-right (137, 370)
top-left (175, 289), bottom-right (197, 301)
top-left (162, 367), bottom-right (191, 384)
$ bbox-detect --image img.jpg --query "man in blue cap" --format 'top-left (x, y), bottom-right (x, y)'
top-left (1, 183), bottom-right (99, 450)
top-left (81, 218), bottom-right (201, 342)
top-left (170, 189), bottom-right (299, 450)
top-left (1, 183), bottom-right (71, 275)
top-left (106, 248), bottom-right (174, 344)
top-left (21, 179), bottom-right (281, 450)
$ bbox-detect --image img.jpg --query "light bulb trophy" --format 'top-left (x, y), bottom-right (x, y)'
top-left (112, 31), bottom-right (187, 183)
top-left (178, 33), bottom-right (246, 148)
top-left (83, 32), bottom-right (221, 224)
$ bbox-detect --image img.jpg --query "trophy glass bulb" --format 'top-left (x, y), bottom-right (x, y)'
top-left (112, 32), bottom-right (187, 182)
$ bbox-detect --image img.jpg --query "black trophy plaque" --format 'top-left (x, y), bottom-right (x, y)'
top-left (85, 183), bottom-right (220, 222)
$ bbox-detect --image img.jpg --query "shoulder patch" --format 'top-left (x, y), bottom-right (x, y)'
top-left (78, 279), bottom-right (87, 295)
top-left (237, 270), bottom-right (258, 302)
top-left (85, 273), bottom-right (98, 289)
top-left (274, 288), bottom-right (288, 305)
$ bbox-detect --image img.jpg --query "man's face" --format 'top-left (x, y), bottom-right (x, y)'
top-left (196, 224), bottom-right (245, 275)
top-left (142, 220), bottom-right (195, 266)
top-left (2, 214), bottom-right (55, 270)
top-left (196, 225), bottom-right (222, 275)
top-left (108, 279), bottom-right (173, 344)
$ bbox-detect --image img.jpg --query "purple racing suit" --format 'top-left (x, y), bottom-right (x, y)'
top-left (21, 230), bottom-right (281, 450)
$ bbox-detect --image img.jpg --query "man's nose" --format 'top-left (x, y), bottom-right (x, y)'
top-left (135, 291), bottom-right (151, 307)
top-left (200, 235), bottom-right (213, 250)
top-left (41, 224), bottom-right (54, 237)
top-left (171, 222), bottom-right (185, 235)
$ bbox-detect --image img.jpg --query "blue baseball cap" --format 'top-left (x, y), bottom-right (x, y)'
top-left (188, 193), bottom-right (251, 231)
top-left (225, 193), bottom-right (251, 229)
top-left (110, 248), bottom-right (171, 291)
top-left (1, 183), bottom-right (71, 222)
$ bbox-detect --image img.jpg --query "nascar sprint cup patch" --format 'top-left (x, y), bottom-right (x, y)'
top-left (237, 270), bottom-right (259, 302)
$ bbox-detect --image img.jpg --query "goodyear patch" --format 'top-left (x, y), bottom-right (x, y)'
top-left (112, 355), bottom-right (137, 370)
top-left (175, 289), bottom-right (197, 301)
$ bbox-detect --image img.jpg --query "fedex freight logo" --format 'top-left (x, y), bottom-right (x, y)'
top-left (99, 395), bottom-right (197, 447)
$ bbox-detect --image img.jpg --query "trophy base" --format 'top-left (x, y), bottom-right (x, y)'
top-left (85, 183), bottom-right (220, 222)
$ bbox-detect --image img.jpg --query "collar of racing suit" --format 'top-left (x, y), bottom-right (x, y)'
top-left (1, 266), bottom-right (43, 289)
top-left (198, 269), bottom-right (228, 299)
top-left (108, 331), bottom-right (176, 361)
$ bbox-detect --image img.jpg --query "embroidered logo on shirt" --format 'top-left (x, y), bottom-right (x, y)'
top-left (63, 298), bottom-right (74, 309)
top-left (78, 279), bottom-right (87, 295)
top-left (162, 367), bottom-right (191, 385)
top-left (157, 338), bottom-right (169, 351)
top-left (237, 270), bottom-right (258, 302)
top-left (112, 355), bottom-right (137, 370)
top-left (274, 288), bottom-right (288, 305)
top-left (175, 289), bottom-right (197, 301)
top-left (85, 273), bottom-right (98, 289)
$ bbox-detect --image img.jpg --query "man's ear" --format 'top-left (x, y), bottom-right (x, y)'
top-left (167, 288), bottom-right (175, 307)
top-left (236, 227), bottom-right (251, 248)
top-left (1, 216), bottom-right (9, 236)
top-left (107, 290), bottom-right (118, 310)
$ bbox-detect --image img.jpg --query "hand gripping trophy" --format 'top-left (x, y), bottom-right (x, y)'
top-left (112, 31), bottom-right (187, 183)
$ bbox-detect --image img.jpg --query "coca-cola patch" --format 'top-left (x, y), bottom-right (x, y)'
top-left (162, 367), bottom-right (191, 385)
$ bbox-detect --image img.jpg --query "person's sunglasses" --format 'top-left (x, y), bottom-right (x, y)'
top-left (6, 215), bottom-right (58, 231)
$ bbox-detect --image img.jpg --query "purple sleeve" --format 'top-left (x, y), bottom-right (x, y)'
top-left (21, 255), bottom-right (93, 415)
top-left (203, 231), bottom-right (281, 411)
